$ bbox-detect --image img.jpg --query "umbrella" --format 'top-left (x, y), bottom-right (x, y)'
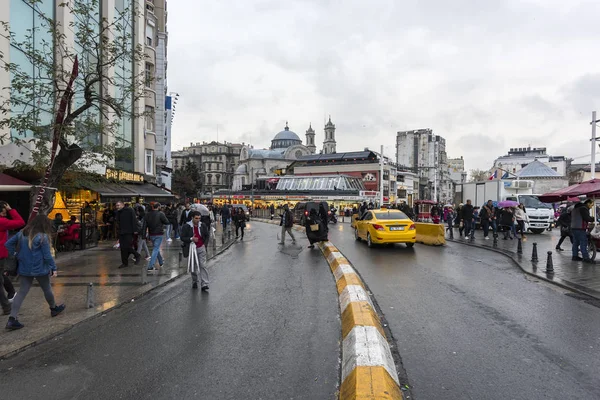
top-left (539, 179), bottom-right (600, 203)
top-left (190, 203), bottom-right (209, 216)
top-left (497, 200), bottom-right (519, 208)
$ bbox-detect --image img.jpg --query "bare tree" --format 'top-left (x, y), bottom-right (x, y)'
top-left (0, 0), bottom-right (149, 214)
top-left (469, 169), bottom-right (490, 182)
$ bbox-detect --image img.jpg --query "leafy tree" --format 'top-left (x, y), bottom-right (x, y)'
top-left (0, 0), bottom-right (148, 213)
top-left (469, 169), bottom-right (490, 182)
top-left (171, 161), bottom-right (202, 198)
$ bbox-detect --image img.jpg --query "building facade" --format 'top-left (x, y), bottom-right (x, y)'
top-left (0, 0), bottom-right (162, 181)
top-left (448, 157), bottom-right (467, 184)
top-left (172, 141), bottom-right (244, 194)
top-left (491, 147), bottom-right (569, 177)
top-left (396, 128), bottom-right (452, 203)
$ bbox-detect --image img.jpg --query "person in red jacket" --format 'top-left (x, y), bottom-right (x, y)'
top-left (0, 201), bottom-right (25, 314)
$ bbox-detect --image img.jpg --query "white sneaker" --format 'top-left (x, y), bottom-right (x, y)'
top-left (8, 292), bottom-right (16, 303)
top-left (465, 235), bottom-right (469, 239)
top-left (167, 238), bottom-right (173, 242)
top-left (484, 236), bottom-right (489, 240)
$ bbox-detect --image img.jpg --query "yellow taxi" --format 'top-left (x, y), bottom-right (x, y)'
top-left (354, 209), bottom-right (416, 248)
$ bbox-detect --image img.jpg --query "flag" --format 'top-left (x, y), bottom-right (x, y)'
top-left (501, 171), bottom-right (509, 179)
top-left (488, 170), bottom-right (497, 180)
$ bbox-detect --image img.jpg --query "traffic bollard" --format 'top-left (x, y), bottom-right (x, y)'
top-left (212, 236), bottom-right (217, 251)
top-left (178, 251), bottom-right (183, 267)
top-left (517, 238), bottom-right (523, 254)
top-left (493, 233), bottom-right (498, 247)
top-left (546, 251), bottom-right (554, 274)
top-left (531, 243), bottom-right (539, 262)
top-left (86, 283), bottom-right (94, 309)
top-left (141, 265), bottom-right (148, 285)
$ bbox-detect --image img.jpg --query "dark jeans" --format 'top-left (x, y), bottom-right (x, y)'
top-left (557, 231), bottom-right (573, 248)
top-left (572, 229), bottom-right (589, 259)
top-left (464, 220), bottom-right (473, 237)
top-left (119, 233), bottom-right (140, 265)
top-left (482, 220), bottom-right (490, 237)
top-left (236, 224), bottom-right (245, 238)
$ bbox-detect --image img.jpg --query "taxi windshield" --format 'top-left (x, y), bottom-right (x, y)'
top-left (374, 211), bottom-right (408, 220)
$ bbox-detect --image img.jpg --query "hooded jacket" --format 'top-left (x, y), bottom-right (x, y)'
top-left (146, 209), bottom-right (169, 236)
top-left (5, 233), bottom-right (56, 276)
top-left (0, 209), bottom-right (25, 259)
top-left (571, 203), bottom-right (594, 230)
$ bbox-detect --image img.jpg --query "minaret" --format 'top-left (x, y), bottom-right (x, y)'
top-left (305, 123), bottom-right (316, 154)
top-left (323, 116), bottom-right (336, 154)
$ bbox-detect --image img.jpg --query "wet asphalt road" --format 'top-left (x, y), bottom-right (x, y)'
top-left (0, 222), bottom-right (340, 400)
top-left (328, 223), bottom-right (600, 400)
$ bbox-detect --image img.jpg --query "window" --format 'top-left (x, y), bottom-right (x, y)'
top-left (145, 106), bottom-right (154, 131)
top-left (145, 23), bottom-right (154, 46)
top-left (145, 63), bottom-right (153, 87)
top-left (145, 149), bottom-right (154, 175)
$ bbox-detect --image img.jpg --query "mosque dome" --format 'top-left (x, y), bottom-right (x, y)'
top-left (271, 122), bottom-right (302, 149)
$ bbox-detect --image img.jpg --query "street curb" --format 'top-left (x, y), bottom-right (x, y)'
top-left (447, 238), bottom-right (600, 301)
top-left (0, 238), bottom-right (237, 360)
top-left (253, 218), bottom-right (405, 399)
top-left (317, 241), bottom-right (403, 399)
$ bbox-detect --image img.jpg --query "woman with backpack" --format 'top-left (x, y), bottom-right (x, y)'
top-left (4, 215), bottom-right (65, 330)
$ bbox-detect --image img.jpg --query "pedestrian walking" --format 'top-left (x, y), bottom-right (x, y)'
top-left (480, 200), bottom-right (495, 240)
top-left (319, 203), bottom-right (329, 232)
top-left (514, 203), bottom-right (528, 240)
top-left (135, 206), bottom-right (150, 260)
top-left (556, 206), bottom-right (573, 251)
top-left (4, 215), bottom-right (65, 330)
top-left (445, 207), bottom-right (455, 237)
top-left (165, 204), bottom-right (176, 242)
top-left (115, 201), bottom-right (141, 269)
top-left (305, 209), bottom-right (327, 248)
top-left (0, 202), bottom-right (25, 314)
top-left (269, 204), bottom-right (275, 220)
top-left (145, 203), bottom-right (170, 271)
top-left (181, 211), bottom-right (210, 290)
top-left (234, 208), bottom-right (247, 239)
top-left (279, 205), bottom-right (296, 244)
top-left (221, 204), bottom-right (231, 232)
top-left (461, 200), bottom-right (474, 239)
top-left (179, 203), bottom-right (192, 228)
top-left (571, 199), bottom-right (594, 263)
top-left (500, 207), bottom-right (516, 240)
top-left (174, 204), bottom-right (184, 240)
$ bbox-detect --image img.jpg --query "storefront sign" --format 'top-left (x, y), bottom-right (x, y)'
top-left (106, 168), bottom-right (144, 183)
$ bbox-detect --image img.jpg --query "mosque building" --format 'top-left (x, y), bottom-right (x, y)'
top-left (232, 118), bottom-right (337, 190)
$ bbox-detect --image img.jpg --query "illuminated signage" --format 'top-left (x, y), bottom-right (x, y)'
top-left (106, 168), bottom-right (144, 183)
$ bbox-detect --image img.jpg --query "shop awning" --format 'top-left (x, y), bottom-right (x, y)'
top-left (120, 183), bottom-right (174, 200)
top-left (0, 173), bottom-right (32, 192)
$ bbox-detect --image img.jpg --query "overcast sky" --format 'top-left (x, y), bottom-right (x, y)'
top-left (167, 0), bottom-right (600, 171)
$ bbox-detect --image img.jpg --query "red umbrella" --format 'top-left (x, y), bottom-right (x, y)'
top-left (539, 179), bottom-right (600, 202)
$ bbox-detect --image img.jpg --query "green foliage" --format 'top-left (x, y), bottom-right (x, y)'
top-left (0, 0), bottom-right (149, 183)
top-left (171, 161), bottom-right (202, 197)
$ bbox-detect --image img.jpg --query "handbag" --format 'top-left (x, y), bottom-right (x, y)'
top-left (5, 232), bottom-right (22, 276)
top-left (310, 224), bottom-right (319, 232)
top-left (187, 242), bottom-right (200, 273)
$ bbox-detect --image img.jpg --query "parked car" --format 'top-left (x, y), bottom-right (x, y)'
top-left (293, 201), bottom-right (329, 226)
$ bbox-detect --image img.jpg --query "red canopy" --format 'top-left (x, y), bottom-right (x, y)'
top-left (538, 179), bottom-right (600, 203)
top-left (0, 173), bottom-right (31, 192)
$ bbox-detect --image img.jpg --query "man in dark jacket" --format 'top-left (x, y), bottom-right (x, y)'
top-left (181, 211), bottom-right (210, 290)
top-left (571, 200), bottom-right (595, 263)
top-left (461, 199), bottom-right (475, 238)
top-left (116, 201), bottom-right (141, 268)
top-left (279, 205), bottom-right (296, 244)
top-left (0, 202), bottom-right (25, 314)
top-left (179, 203), bottom-right (192, 227)
top-left (145, 203), bottom-right (170, 271)
top-left (480, 200), bottom-right (495, 240)
top-left (221, 204), bottom-right (231, 232)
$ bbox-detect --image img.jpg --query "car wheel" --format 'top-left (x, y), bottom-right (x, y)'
top-left (588, 240), bottom-right (596, 261)
top-left (354, 228), bottom-right (360, 241)
top-left (367, 233), bottom-right (374, 248)
top-left (406, 242), bottom-right (415, 248)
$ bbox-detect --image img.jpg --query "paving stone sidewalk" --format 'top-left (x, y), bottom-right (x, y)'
top-left (0, 225), bottom-right (236, 359)
top-left (448, 228), bottom-right (600, 300)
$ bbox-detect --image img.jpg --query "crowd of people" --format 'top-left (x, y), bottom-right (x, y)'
top-left (442, 198), bottom-right (596, 264)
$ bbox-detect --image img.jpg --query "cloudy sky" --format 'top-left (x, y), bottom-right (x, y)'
top-left (167, 0), bottom-right (600, 172)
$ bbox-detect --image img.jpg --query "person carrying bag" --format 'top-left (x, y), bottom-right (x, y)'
top-left (181, 211), bottom-right (210, 290)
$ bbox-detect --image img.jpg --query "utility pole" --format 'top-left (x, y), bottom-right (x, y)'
top-left (433, 167), bottom-right (438, 202)
top-left (251, 167), bottom-right (254, 209)
top-left (592, 111), bottom-right (597, 179)
top-left (380, 145), bottom-right (385, 206)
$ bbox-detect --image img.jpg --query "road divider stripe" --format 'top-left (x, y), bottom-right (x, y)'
top-left (317, 241), bottom-right (403, 400)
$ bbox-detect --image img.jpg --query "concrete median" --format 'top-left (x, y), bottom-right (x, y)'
top-left (415, 222), bottom-right (446, 246)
